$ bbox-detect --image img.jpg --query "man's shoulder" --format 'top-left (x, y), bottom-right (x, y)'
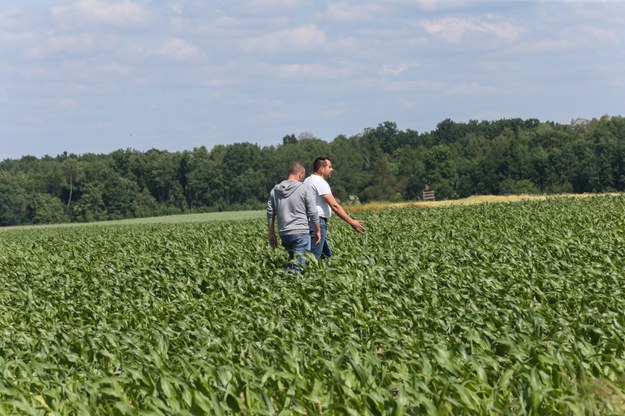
top-left (305, 174), bottom-right (327, 185)
top-left (305, 174), bottom-right (331, 194)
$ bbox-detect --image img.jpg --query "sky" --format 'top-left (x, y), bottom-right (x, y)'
top-left (1, 0), bottom-right (624, 160)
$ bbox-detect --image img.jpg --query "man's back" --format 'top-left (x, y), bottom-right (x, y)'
top-left (269, 180), bottom-right (316, 235)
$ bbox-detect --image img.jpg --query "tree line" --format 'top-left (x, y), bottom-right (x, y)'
top-left (1, 115), bottom-right (624, 226)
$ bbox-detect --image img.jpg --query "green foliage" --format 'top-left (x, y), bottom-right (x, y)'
top-left (25, 193), bottom-right (69, 224)
top-left (2, 115), bottom-right (625, 226)
top-left (0, 172), bottom-right (29, 226)
top-left (1, 196), bottom-right (625, 414)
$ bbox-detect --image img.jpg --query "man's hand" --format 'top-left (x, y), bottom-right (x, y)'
top-left (314, 230), bottom-right (321, 245)
top-left (268, 233), bottom-right (278, 249)
top-left (323, 193), bottom-right (365, 234)
top-left (268, 220), bottom-right (278, 249)
top-left (350, 219), bottom-right (365, 233)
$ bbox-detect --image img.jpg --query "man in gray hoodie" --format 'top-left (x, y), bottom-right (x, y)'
top-left (267, 162), bottom-right (321, 272)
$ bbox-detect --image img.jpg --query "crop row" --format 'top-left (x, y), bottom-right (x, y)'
top-left (1, 196), bottom-right (625, 414)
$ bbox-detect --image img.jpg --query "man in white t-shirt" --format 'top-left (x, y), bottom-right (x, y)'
top-left (304, 157), bottom-right (365, 260)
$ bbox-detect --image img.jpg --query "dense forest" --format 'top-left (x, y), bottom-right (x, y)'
top-left (1, 116), bottom-right (624, 226)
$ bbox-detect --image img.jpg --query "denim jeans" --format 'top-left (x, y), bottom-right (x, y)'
top-left (309, 219), bottom-right (332, 260)
top-left (280, 233), bottom-right (311, 272)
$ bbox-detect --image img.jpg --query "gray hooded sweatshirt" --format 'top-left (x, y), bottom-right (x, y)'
top-left (267, 180), bottom-right (319, 236)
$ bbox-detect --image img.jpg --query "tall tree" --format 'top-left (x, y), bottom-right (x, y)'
top-left (62, 157), bottom-right (83, 207)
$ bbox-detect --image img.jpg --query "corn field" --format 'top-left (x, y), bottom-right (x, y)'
top-left (1, 196), bottom-right (625, 415)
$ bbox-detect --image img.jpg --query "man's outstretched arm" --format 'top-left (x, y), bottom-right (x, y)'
top-left (322, 193), bottom-right (365, 233)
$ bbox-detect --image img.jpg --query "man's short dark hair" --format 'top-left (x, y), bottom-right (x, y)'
top-left (313, 157), bottom-right (330, 173)
top-left (288, 162), bottom-right (305, 176)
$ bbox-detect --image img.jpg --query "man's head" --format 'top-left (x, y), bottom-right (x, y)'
top-left (313, 157), bottom-right (333, 180)
top-left (287, 162), bottom-right (306, 181)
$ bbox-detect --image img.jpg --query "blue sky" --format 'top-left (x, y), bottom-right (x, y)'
top-left (1, 0), bottom-right (624, 159)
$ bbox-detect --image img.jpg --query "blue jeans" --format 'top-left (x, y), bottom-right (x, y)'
top-left (280, 233), bottom-right (311, 272)
top-left (309, 219), bottom-right (332, 260)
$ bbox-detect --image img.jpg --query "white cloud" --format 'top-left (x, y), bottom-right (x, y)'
top-left (236, 0), bottom-right (311, 15)
top-left (380, 63), bottom-right (410, 77)
top-left (0, 30), bottom-right (38, 51)
top-left (321, 101), bottom-right (348, 118)
top-left (169, 14), bottom-right (254, 39)
top-left (240, 24), bottom-right (326, 53)
top-left (509, 38), bottom-right (571, 55)
top-left (51, 0), bottom-right (151, 27)
top-left (0, 8), bottom-right (20, 29)
top-left (416, 0), bottom-right (439, 11)
top-left (31, 97), bottom-right (76, 112)
top-left (2, 0), bottom-right (624, 159)
top-left (398, 97), bottom-right (416, 110)
top-left (24, 33), bottom-right (116, 60)
top-left (278, 63), bottom-right (321, 78)
top-left (200, 78), bottom-right (239, 88)
top-left (576, 25), bottom-right (619, 45)
top-left (562, 1), bottom-right (625, 26)
top-left (444, 82), bottom-right (499, 97)
top-left (419, 16), bottom-right (522, 45)
top-left (277, 63), bottom-right (353, 80)
top-left (416, 0), bottom-right (471, 12)
top-left (378, 79), bottom-right (445, 93)
top-left (325, 2), bottom-right (386, 22)
top-left (508, 24), bottom-right (620, 57)
top-left (158, 38), bottom-right (206, 62)
top-left (478, 59), bottom-right (518, 73)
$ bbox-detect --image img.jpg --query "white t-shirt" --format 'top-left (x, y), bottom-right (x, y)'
top-left (304, 174), bottom-right (332, 219)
